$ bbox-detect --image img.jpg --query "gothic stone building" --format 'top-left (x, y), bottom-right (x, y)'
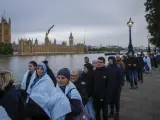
top-left (0, 16), bottom-right (11, 43)
top-left (0, 15), bottom-right (85, 55)
top-left (13, 32), bottom-right (85, 55)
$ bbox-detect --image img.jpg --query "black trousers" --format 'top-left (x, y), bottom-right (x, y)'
top-left (109, 89), bottom-right (121, 114)
top-left (137, 69), bottom-right (143, 82)
top-left (125, 70), bottom-right (130, 82)
top-left (93, 98), bottom-right (108, 120)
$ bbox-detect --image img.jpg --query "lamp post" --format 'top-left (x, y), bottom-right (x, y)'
top-left (127, 17), bottom-right (134, 54)
top-left (147, 34), bottom-right (151, 54)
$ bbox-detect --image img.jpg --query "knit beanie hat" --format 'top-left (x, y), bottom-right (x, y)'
top-left (57, 68), bottom-right (70, 80)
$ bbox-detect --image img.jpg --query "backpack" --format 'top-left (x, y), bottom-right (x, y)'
top-left (66, 88), bottom-right (89, 120)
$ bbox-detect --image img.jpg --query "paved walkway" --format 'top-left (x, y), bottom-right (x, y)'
top-left (118, 70), bottom-right (160, 120)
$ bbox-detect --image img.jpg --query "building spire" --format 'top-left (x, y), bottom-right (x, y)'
top-left (1, 10), bottom-right (7, 23)
top-left (70, 32), bottom-right (73, 38)
top-left (2, 10), bottom-right (5, 19)
top-left (9, 17), bottom-right (11, 23)
top-left (84, 29), bottom-right (86, 45)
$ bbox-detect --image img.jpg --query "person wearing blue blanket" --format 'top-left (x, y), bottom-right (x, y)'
top-left (21, 61), bottom-right (37, 101)
top-left (26, 62), bottom-right (71, 120)
top-left (56, 68), bottom-right (82, 120)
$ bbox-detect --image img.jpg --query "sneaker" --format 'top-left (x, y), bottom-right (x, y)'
top-left (135, 86), bottom-right (138, 89)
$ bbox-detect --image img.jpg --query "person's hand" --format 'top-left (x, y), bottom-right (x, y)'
top-left (128, 64), bottom-right (131, 66)
top-left (133, 64), bottom-right (136, 66)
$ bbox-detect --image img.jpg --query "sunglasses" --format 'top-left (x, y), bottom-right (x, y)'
top-left (57, 76), bottom-right (66, 79)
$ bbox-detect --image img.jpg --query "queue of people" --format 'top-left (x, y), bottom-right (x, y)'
top-left (0, 52), bottom-right (158, 120)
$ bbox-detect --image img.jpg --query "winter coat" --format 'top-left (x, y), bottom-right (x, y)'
top-left (91, 66), bottom-right (108, 99)
top-left (137, 57), bottom-right (145, 70)
top-left (0, 83), bottom-right (19, 120)
top-left (106, 57), bottom-right (122, 100)
top-left (126, 57), bottom-right (138, 70)
top-left (74, 73), bottom-right (89, 105)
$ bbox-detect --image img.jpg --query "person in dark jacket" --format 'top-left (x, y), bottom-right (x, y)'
top-left (71, 71), bottom-right (89, 105)
top-left (71, 63), bottom-right (93, 105)
top-left (137, 54), bottom-right (145, 83)
top-left (84, 56), bottom-right (93, 72)
top-left (107, 56), bottom-right (122, 120)
top-left (92, 57), bottom-right (108, 120)
top-left (153, 54), bottom-right (158, 70)
top-left (0, 70), bottom-right (20, 120)
top-left (42, 60), bottom-right (57, 86)
top-left (126, 53), bottom-right (138, 89)
top-left (21, 61), bottom-right (37, 101)
top-left (116, 55), bottom-right (125, 87)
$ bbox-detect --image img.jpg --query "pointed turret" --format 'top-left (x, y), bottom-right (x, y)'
top-left (9, 17), bottom-right (11, 24)
top-left (69, 32), bottom-right (73, 39)
top-left (69, 32), bottom-right (74, 46)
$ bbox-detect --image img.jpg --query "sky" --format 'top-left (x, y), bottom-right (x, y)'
top-left (0, 0), bottom-right (148, 47)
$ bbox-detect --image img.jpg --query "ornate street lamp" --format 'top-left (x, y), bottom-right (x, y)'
top-left (127, 17), bottom-right (134, 54)
top-left (147, 34), bottom-right (151, 54)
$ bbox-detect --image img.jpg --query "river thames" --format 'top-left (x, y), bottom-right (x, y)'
top-left (0, 53), bottom-right (109, 84)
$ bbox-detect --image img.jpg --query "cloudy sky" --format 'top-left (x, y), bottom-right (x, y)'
top-left (0, 0), bottom-right (148, 47)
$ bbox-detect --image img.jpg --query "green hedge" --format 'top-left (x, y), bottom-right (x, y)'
top-left (0, 43), bottom-right (13, 55)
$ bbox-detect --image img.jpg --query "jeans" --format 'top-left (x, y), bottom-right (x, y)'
top-left (128, 69), bottom-right (138, 88)
top-left (85, 99), bottom-right (95, 119)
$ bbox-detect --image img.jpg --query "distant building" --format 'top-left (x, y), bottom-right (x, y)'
top-left (13, 32), bottom-right (85, 55)
top-left (0, 16), bottom-right (11, 43)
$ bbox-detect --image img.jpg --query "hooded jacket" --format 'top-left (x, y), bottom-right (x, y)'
top-left (0, 83), bottom-right (19, 120)
top-left (107, 56), bottom-right (122, 100)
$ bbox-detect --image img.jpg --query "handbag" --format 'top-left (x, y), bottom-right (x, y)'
top-left (66, 88), bottom-right (89, 120)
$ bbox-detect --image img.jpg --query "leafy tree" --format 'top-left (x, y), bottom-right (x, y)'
top-left (0, 43), bottom-right (13, 55)
top-left (144, 0), bottom-right (160, 47)
top-left (88, 47), bottom-right (124, 52)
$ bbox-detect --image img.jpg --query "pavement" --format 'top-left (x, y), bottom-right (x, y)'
top-left (117, 70), bottom-right (160, 120)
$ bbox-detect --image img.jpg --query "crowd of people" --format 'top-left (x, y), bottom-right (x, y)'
top-left (0, 52), bottom-right (158, 120)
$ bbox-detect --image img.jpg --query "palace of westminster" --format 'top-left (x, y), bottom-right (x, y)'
top-left (0, 16), bottom-right (86, 55)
